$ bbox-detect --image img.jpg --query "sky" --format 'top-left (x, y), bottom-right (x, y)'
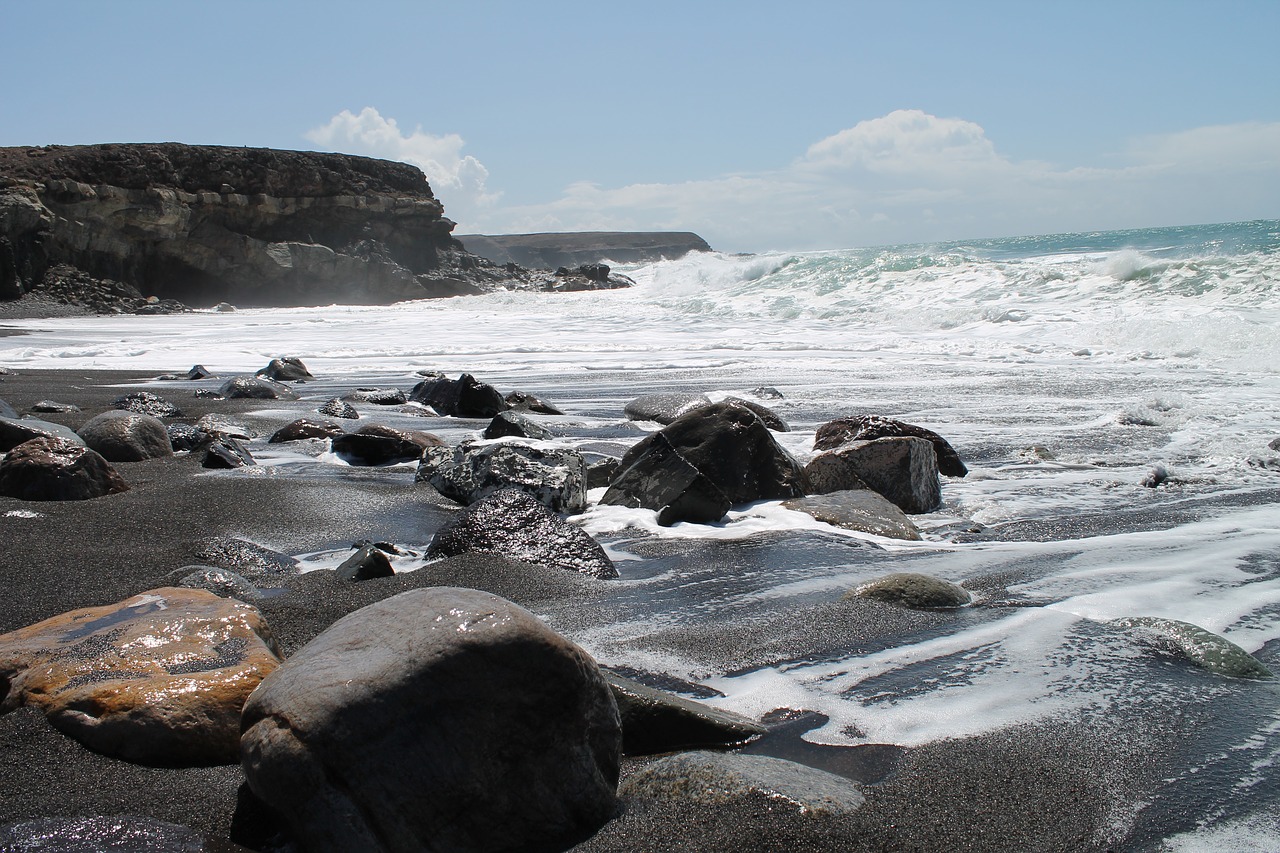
top-left (3, 1), bottom-right (1278, 252)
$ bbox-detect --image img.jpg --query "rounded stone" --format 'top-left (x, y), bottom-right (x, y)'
top-left (77, 410), bottom-right (173, 462)
top-left (848, 572), bottom-right (971, 608)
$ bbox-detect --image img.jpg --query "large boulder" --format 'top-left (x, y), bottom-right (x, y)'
top-left (0, 436), bottom-right (129, 500)
top-left (425, 489), bottom-right (618, 579)
top-left (240, 587), bottom-right (621, 853)
top-left (805, 436), bottom-right (942, 514)
top-left (483, 410), bottom-right (551, 440)
top-left (0, 414), bottom-right (84, 452)
top-left (0, 587), bottom-right (281, 765)
top-left (814, 415), bottom-right (968, 477)
top-left (331, 424), bottom-right (442, 466)
top-left (601, 401), bottom-right (805, 523)
top-left (417, 440), bottom-right (589, 513)
top-left (76, 409), bottom-right (174, 462)
top-left (623, 392), bottom-right (711, 425)
top-left (269, 417), bottom-right (345, 443)
top-left (408, 373), bottom-right (509, 418)
top-left (218, 376), bottom-right (299, 401)
top-left (256, 356), bottom-right (312, 381)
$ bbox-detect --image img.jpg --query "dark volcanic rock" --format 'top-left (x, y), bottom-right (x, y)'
top-left (268, 417), bottom-right (345, 443)
top-left (239, 587), bottom-right (621, 853)
top-left (30, 399), bottom-right (80, 413)
top-left (112, 391), bottom-right (182, 418)
top-left (417, 440), bottom-right (589, 513)
top-left (784, 490), bottom-right (922, 541)
top-left (166, 423), bottom-right (209, 452)
top-left (408, 372), bottom-right (510, 418)
top-left (317, 397), bottom-right (360, 419)
top-left (331, 425), bottom-right (441, 466)
top-left (805, 437), bottom-right (942, 514)
top-left (722, 396), bottom-right (789, 431)
top-left (200, 437), bottom-right (256, 469)
top-left (191, 537), bottom-right (299, 580)
top-left (603, 670), bottom-right (766, 755)
top-left (483, 410), bottom-right (552, 440)
top-left (344, 387), bottom-right (408, 405)
top-left (177, 566), bottom-right (264, 601)
top-left (547, 264), bottom-right (635, 292)
top-left (426, 489), bottom-right (618, 579)
top-left (849, 572), bottom-right (971, 608)
top-left (218, 376), bottom-right (299, 401)
top-left (505, 390), bottom-right (564, 415)
top-left (0, 398), bottom-right (17, 419)
top-left (0, 413), bottom-right (85, 452)
top-left (0, 436), bottom-right (129, 500)
top-left (624, 392), bottom-right (712, 425)
top-left (255, 356), bottom-right (312, 382)
top-left (77, 410), bottom-right (174, 462)
top-left (336, 543), bottom-right (396, 582)
top-left (815, 415), bottom-right (968, 477)
top-left (601, 433), bottom-right (732, 526)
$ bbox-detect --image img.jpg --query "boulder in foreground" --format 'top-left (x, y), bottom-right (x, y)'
top-left (418, 439), bottom-right (589, 513)
top-left (240, 587), bottom-right (621, 853)
top-left (0, 436), bottom-right (129, 500)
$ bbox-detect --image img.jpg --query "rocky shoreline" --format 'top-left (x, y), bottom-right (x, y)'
top-left (0, 363), bottom-right (1234, 852)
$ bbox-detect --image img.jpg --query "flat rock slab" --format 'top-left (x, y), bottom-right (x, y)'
top-left (621, 750), bottom-right (865, 816)
top-left (0, 587), bottom-right (281, 765)
top-left (784, 490), bottom-right (922, 541)
top-left (603, 671), bottom-right (765, 755)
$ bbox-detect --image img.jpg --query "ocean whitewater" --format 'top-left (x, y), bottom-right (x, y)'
top-left (2, 219), bottom-right (1279, 850)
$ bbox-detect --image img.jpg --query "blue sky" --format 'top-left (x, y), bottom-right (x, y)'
top-left (4, 1), bottom-right (1278, 251)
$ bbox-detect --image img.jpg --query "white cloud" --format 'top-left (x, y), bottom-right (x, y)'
top-left (305, 107), bottom-right (498, 226)
top-left (475, 110), bottom-right (1280, 251)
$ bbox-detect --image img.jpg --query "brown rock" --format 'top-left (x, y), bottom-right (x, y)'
top-left (0, 587), bottom-right (281, 765)
top-left (0, 436), bottom-right (129, 500)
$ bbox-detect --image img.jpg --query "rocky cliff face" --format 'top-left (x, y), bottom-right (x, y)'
top-left (0, 144), bottom-right (519, 309)
top-left (456, 231), bottom-right (712, 269)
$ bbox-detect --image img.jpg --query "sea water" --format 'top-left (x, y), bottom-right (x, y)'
top-left (2, 219), bottom-right (1279, 849)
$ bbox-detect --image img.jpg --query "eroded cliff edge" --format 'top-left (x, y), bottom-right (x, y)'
top-left (0, 143), bottom-right (519, 309)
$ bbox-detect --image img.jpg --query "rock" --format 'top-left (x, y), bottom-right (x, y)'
top-left (218, 376), bottom-right (299, 400)
top-left (200, 436), bottom-right (256, 469)
top-left (214, 302), bottom-right (236, 312)
top-left (335, 543), bottom-right (396, 582)
top-left (722, 396), bottom-right (789, 431)
top-left (483, 410), bottom-right (552, 440)
top-left (418, 439), bottom-right (589, 513)
top-left (0, 413), bottom-right (85, 452)
top-left (0, 587), bottom-right (281, 765)
top-left (194, 414), bottom-right (254, 440)
top-left (408, 372), bottom-right (510, 418)
top-left (602, 671), bottom-right (766, 755)
top-left (425, 489), bottom-right (618, 579)
top-left (112, 391), bottom-right (183, 418)
top-left (0, 815), bottom-right (251, 852)
top-left (805, 437), bottom-right (942, 514)
top-left (0, 398), bottom-right (17, 418)
top-left (814, 415), bottom-right (968, 477)
top-left (1141, 464), bottom-right (1169, 488)
top-left (623, 392), bottom-right (712, 425)
top-left (30, 399), bottom-right (80, 413)
top-left (602, 401), bottom-right (805, 521)
top-left (193, 388), bottom-right (223, 400)
top-left (331, 425), bottom-right (441, 466)
top-left (1111, 616), bottom-right (1273, 679)
top-left (256, 356), bottom-right (312, 381)
top-left (621, 751), bottom-right (865, 816)
top-left (166, 422), bottom-right (208, 452)
top-left (1270, 437), bottom-right (1280, 452)
top-left (76, 410), bottom-right (173, 462)
top-left (784, 490), bottom-right (922, 541)
top-left (848, 572), bottom-right (971, 608)
top-left (177, 566), bottom-right (263, 600)
top-left (344, 387), bottom-right (408, 405)
top-left (751, 386), bottom-right (784, 400)
top-left (0, 437), bottom-right (129, 500)
top-left (546, 264), bottom-right (635, 292)
top-left (240, 587), bottom-right (621, 853)
top-left (588, 457), bottom-right (622, 489)
top-left (318, 397), bottom-right (360, 419)
top-left (191, 537), bottom-right (299, 580)
top-left (505, 390), bottom-right (564, 415)
top-left (457, 230), bottom-right (712, 268)
top-left (269, 417), bottom-right (345, 443)
top-left (185, 364), bottom-right (214, 380)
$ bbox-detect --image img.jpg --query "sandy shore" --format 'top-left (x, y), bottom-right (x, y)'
top-left (0, 368), bottom-right (1169, 851)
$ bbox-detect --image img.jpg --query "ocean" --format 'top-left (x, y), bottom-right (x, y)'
top-left (3, 219), bottom-right (1279, 850)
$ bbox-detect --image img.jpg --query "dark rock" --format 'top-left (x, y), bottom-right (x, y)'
top-left (751, 386), bottom-right (784, 400)
top-left (814, 415), bottom-right (968, 477)
top-left (408, 372), bottom-right (510, 418)
top-left (483, 410), bottom-right (552, 440)
top-left (623, 392), bottom-right (712, 425)
top-left (426, 489), bottom-right (617, 579)
top-left (344, 387), bottom-right (407, 405)
top-left (0, 414), bottom-right (84, 452)
top-left (621, 751), bottom-right (864, 815)
top-left (77, 410), bottom-right (174, 462)
top-left (722, 396), bottom-right (789, 431)
top-left (588, 457), bottom-right (622, 489)
top-left (240, 587), bottom-right (621, 853)
top-left (505, 390), bottom-right (564, 415)
top-left (268, 417), bottom-right (345, 443)
top-left (784, 490), bottom-right (922, 541)
top-left (335, 543), bottom-right (395, 582)
top-left (331, 425), bottom-right (440, 466)
top-left (201, 437), bottom-right (255, 469)
top-left (0, 815), bottom-right (253, 852)
top-left (255, 356), bottom-right (312, 382)
top-left (849, 572), bottom-right (971, 608)
top-left (603, 670), bottom-right (765, 755)
top-left (185, 364), bottom-right (214, 380)
top-left (805, 437), bottom-right (942, 514)
top-left (192, 537), bottom-right (299, 580)
top-left (218, 376), bottom-right (299, 401)
top-left (193, 388), bottom-right (223, 399)
top-left (177, 566), bottom-right (263, 601)
top-left (112, 391), bottom-right (183, 418)
top-left (546, 264), bottom-right (635, 292)
top-left (317, 397), bottom-right (360, 419)
top-left (0, 398), bottom-right (17, 418)
top-left (194, 414), bottom-right (254, 440)
top-left (1270, 437), bottom-right (1280, 452)
top-left (0, 437), bottom-right (129, 500)
top-left (603, 401), bottom-right (805, 521)
top-left (1141, 464), bottom-right (1169, 488)
top-left (417, 440), bottom-right (589, 513)
top-left (30, 399), bottom-right (80, 413)
top-left (1110, 616), bottom-right (1273, 679)
top-left (457, 231), bottom-right (712, 268)
top-left (166, 422), bottom-right (209, 452)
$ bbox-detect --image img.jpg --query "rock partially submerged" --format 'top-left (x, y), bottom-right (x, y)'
top-left (785, 490), bottom-right (922, 541)
top-left (218, 376), bottom-right (299, 401)
top-left (849, 572), bottom-right (971, 609)
top-left (191, 537), bottom-right (299, 580)
top-left (815, 415), bottom-right (968, 477)
top-left (408, 372), bottom-right (509, 418)
top-left (805, 436), bottom-right (942, 514)
top-left (418, 439), bottom-right (589, 514)
top-left (1111, 616), bottom-right (1273, 679)
top-left (256, 356), bottom-right (312, 382)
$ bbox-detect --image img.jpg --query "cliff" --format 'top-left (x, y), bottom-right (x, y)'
top-left (456, 231), bottom-right (712, 269)
top-left (0, 144), bottom-right (520, 309)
